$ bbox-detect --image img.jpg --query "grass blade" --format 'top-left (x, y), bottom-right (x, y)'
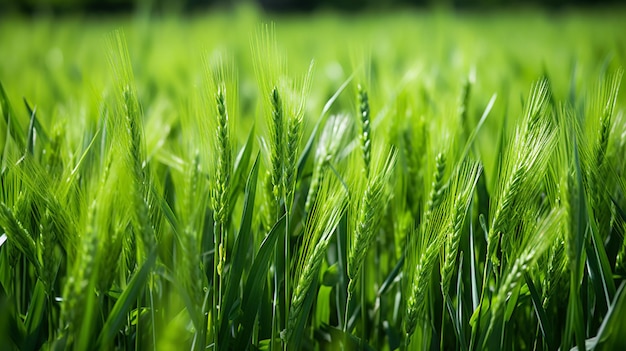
top-left (97, 249), bottom-right (156, 347)
top-left (525, 272), bottom-right (554, 350)
top-left (593, 282), bottom-right (626, 350)
top-left (0, 81), bottom-right (25, 149)
top-left (22, 280), bottom-right (46, 351)
top-left (220, 154), bottom-right (260, 348)
top-left (235, 214), bottom-right (286, 349)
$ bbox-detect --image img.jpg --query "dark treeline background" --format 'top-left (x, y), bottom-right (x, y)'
top-left (1, 0), bottom-right (623, 14)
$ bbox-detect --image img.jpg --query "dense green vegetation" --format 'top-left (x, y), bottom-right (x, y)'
top-left (1, 8), bottom-right (626, 350)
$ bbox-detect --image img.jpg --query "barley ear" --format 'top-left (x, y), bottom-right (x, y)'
top-left (286, 174), bottom-right (347, 348)
top-left (108, 30), bottom-right (155, 257)
top-left (284, 109), bottom-right (302, 211)
top-left (39, 207), bottom-right (57, 293)
top-left (213, 86), bottom-right (231, 228)
top-left (270, 86), bottom-right (285, 209)
top-left (357, 84), bottom-right (371, 177)
top-left (0, 201), bottom-right (41, 272)
top-left (305, 113), bottom-right (350, 216)
top-left (347, 150), bottom-right (396, 298)
top-left (60, 200), bottom-right (98, 343)
top-left (441, 162), bottom-right (481, 294)
top-left (423, 152), bottom-right (447, 228)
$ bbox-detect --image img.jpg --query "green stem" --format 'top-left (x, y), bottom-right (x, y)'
top-left (284, 205), bottom-right (290, 350)
top-left (271, 266), bottom-right (278, 351)
top-left (213, 220), bottom-right (220, 350)
top-left (149, 279), bottom-right (156, 350)
top-left (344, 294), bottom-right (351, 333)
top-left (360, 268), bottom-right (366, 345)
top-left (440, 302), bottom-right (446, 350)
top-left (471, 257), bottom-right (492, 350)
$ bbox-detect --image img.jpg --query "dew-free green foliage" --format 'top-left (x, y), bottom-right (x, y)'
top-left (1, 7), bottom-right (626, 351)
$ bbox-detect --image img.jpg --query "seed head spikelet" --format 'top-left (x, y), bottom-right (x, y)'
top-left (593, 69), bottom-right (622, 168)
top-left (404, 206), bottom-right (448, 341)
top-left (251, 25), bottom-right (286, 219)
top-left (269, 87), bottom-right (285, 207)
top-left (541, 236), bottom-right (568, 310)
top-left (305, 113), bottom-right (351, 216)
top-left (0, 201), bottom-right (40, 272)
top-left (183, 152), bottom-right (201, 227)
top-left (38, 207), bottom-right (57, 293)
top-left (2, 17), bottom-right (626, 351)
top-left (347, 148), bottom-right (396, 298)
top-left (487, 78), bottom-right (555, 267)
top-left (423, 151), bottom-right (447, 229)
top-left (61, 200), bottom-right (98, 341)
top-left (583, 69), bottom-right (623, 239)
top-left (484, 207), bottom-right (563, 347)
top-left (213, 87), bottom-right (231, 226)
top-left (457, 68), bottom-right (475, 137)
top-left (92, 167), bottom-right (126, 293)
top-left (404, 147), bottom-right (455, 343)
top-left (182, 225), bottom-right (206, 312)
top-left (212, 84), bottom-right (232, 281)
top-left (108, 30), bottom-right (155, 257)
top-left (358, 84), bottom-right (371, 177)
top-left (287, 173), bottom-right (347, 345)
top-left (402, 116), bottom-right (428, 217)
top-left (441, 162), bottom-right (481, 295)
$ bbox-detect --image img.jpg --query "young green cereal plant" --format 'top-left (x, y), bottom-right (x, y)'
top-left (481, 206), bottom-right (563, 350)
top-left (287, 171), bottom-right (348, 350)
top-left (403, 218), bottom-right (445, 349)
top-left (206, 55), bottom-right (236, 347)
top-left (582, 69), bottom-right (623, 241)
top-left (59, 199), bottom-right (98, 349)
top-left (251, 32), bottom-right (285, 348)
top-left (105, 30), bottom-right (160, 350)
top-left (471, 79), bottom-right (556, 348)
top-left (281, 63), bottom-right (313, 341)
top-left (304, 113), bottom-right (351, 217)
top-left (346, 147), bottom-right (396, 332)
top-left (486, 78), bottom-right (555, 269)
top-left (253, 26), bottom-right (316, 348)
top-left (252, 25), bottom-right (284, 222)
top-left (37, 208), bottom-right (57, 295)
top-left (0, 201), bottom-right (40, 275)
top-left (440, 161), bottom-right (482, 296)
top-left (357, 84), bottom-right (371, 177)
top-left (283, 61), bottom-right (313, 213)
top-left (107, 30), bottom-right (155, 258)
top-left (403, 146), bottom-right (453, 349)
top-left (0, 13), bottom-right (625, 351)
top-left (552, 103), bottom-right (589, 350)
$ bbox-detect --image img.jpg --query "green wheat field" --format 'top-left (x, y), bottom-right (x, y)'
top-left (1, 6), bottom-right (626, 350)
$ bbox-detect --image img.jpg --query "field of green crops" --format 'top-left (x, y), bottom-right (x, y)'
top-left (1, 6), bottom-right (626, 350)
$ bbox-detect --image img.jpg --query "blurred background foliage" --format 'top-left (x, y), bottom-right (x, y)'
top-left (0, 0), bottom-right (624, 14)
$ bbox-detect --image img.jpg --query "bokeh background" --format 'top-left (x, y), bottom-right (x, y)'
top-left (1, 0), bottom-right (624, 14)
